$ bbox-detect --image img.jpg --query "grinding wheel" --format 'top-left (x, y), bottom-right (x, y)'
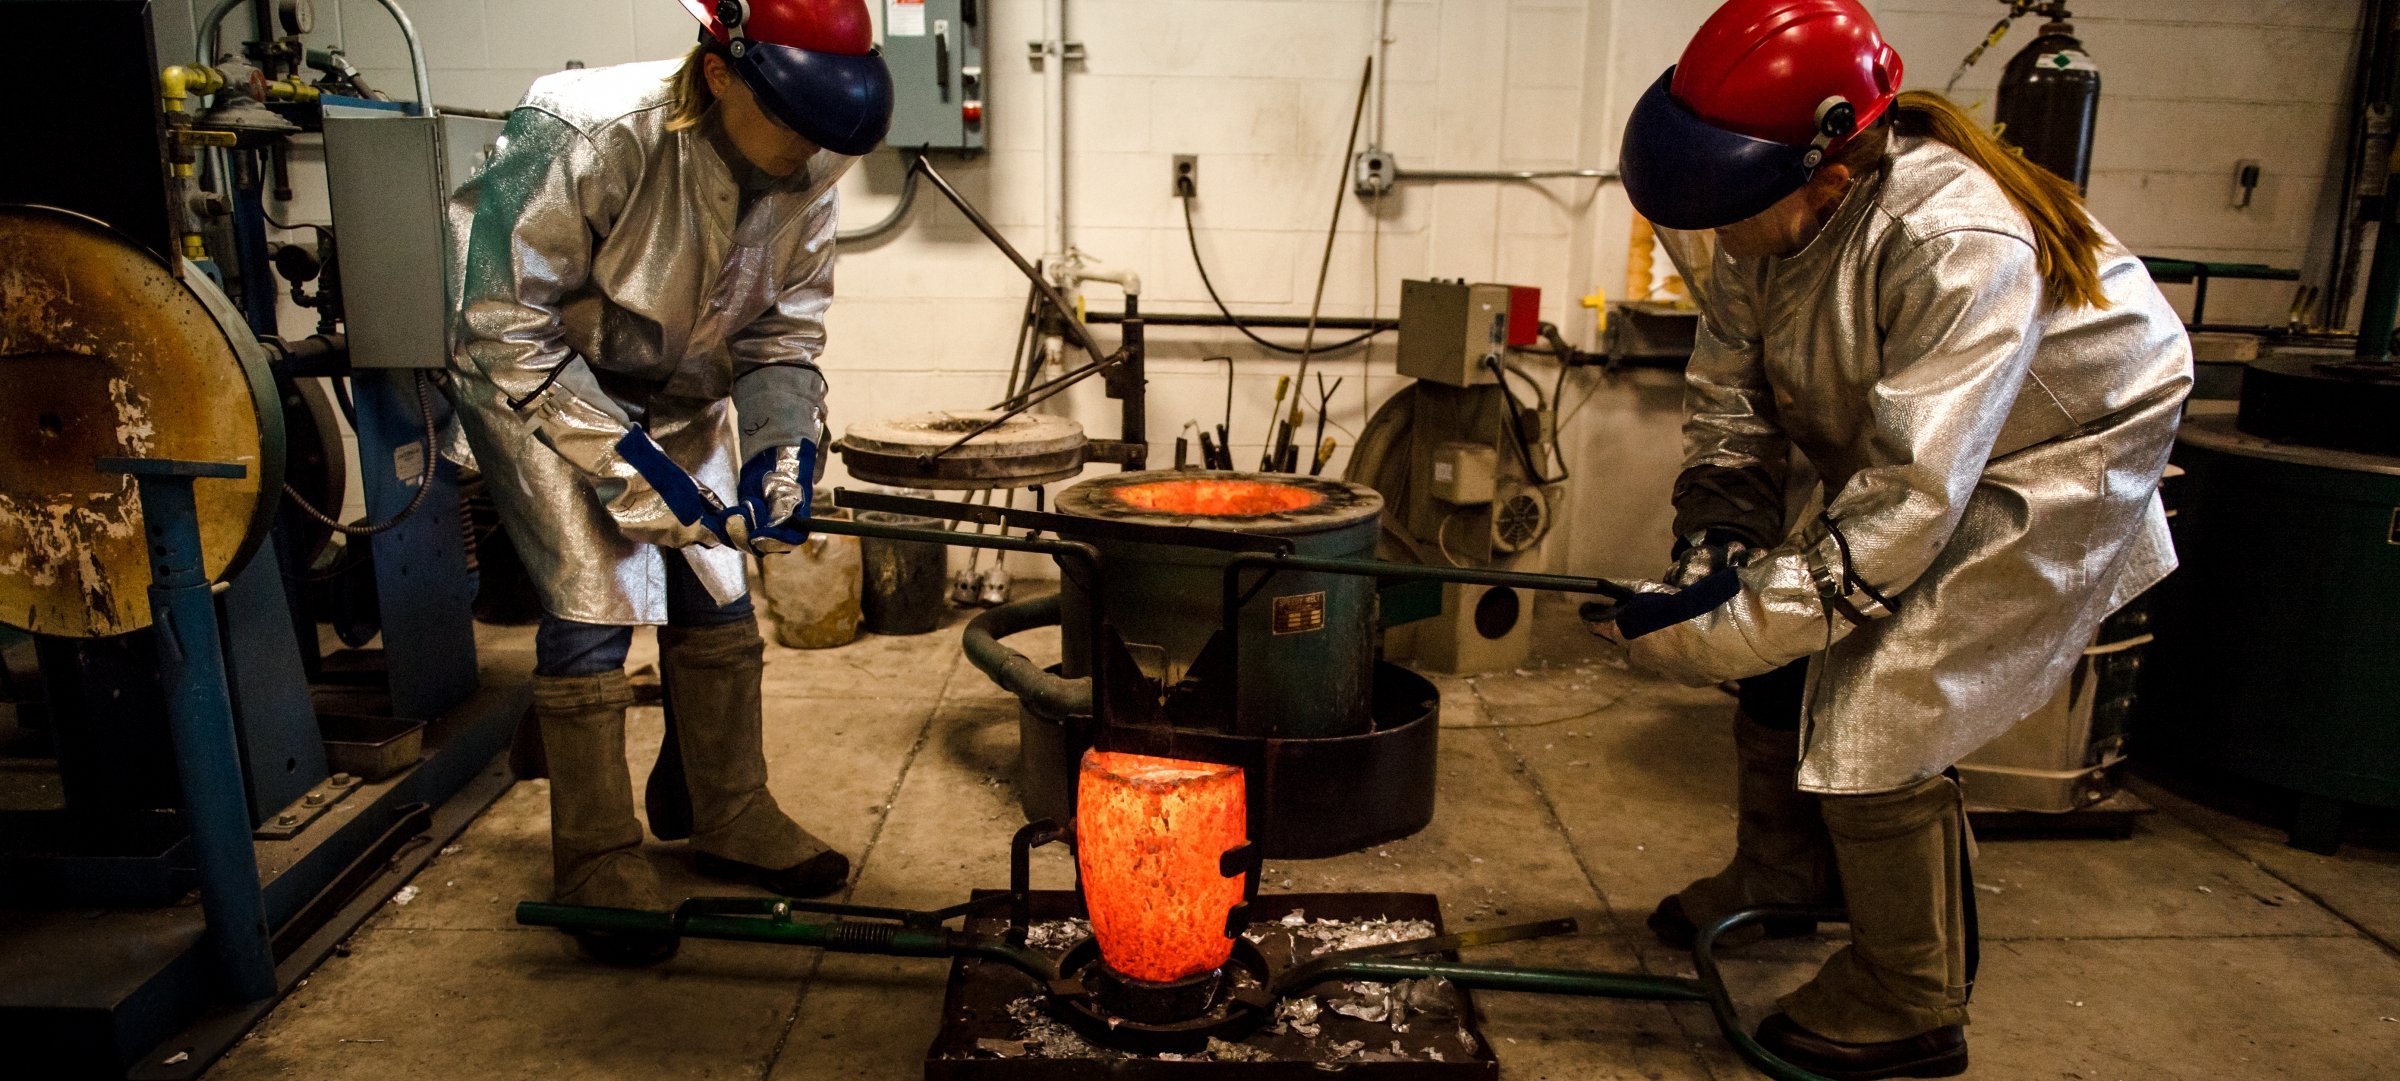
top-left (0, 205), bottom-right (283, 637)
top-left (839, 410), bottom-right (1087, 490)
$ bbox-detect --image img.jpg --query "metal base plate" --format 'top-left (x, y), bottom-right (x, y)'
top-left (1968, 789), bottom-right (2155, 841)
top-left (926, 890), bottom-right (1497, 1080)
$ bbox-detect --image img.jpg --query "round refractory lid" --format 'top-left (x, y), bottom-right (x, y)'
top-left (838, 410), bottom-right (1088, 490)
top-left (0, 205), bottom-right (284, 637)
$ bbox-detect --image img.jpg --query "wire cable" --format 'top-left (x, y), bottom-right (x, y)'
top-left (1179, 197), bottom-right (1383, 355)
top-left (281, 371), bottom-right (437, 537)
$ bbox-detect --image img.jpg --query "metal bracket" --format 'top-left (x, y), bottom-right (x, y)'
top-left (1025, 40), bottom-right (1085, 62)
top-left (1081, 439), bottom-right (1142, 466)
top-left (253, 771), bottom-right (364, 839)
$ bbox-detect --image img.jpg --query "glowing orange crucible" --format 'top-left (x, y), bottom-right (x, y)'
top-left (1074, 749), bottom-right (1249, 984)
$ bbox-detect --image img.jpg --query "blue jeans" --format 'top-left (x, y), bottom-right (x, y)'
top-left (534, 556), bottom-right (754, 677)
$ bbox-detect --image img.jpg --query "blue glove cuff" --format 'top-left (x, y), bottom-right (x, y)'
top-left (616, 426), bottom-right (721, 530)
top-left (1581, 567), bottom-right (1743, 640)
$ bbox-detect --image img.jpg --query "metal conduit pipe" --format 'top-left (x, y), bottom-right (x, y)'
top-left (961, 594), bottom-right (1092, 718)
top-left (1083, 311), bottom-right (1393, 330)
top-left (837, 151), bottom-right (924, 244)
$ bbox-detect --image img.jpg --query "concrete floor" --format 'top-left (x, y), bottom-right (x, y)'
top-left (209, 596), bottom-right (2400, 1081)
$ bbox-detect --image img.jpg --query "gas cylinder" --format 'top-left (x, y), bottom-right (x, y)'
top-left (1995, 7), bottom-right (2101, 192)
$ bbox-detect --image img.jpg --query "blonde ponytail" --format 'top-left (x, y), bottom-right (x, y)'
top-left (665, 44), bottom-right (719, 132)
top-left (1888, 90), bottom-right (2110, 310)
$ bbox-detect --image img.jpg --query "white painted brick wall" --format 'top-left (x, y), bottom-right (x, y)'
top-left (154, 0), bottom-right (2362, 578)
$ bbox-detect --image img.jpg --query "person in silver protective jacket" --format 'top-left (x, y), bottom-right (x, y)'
top-left (445, 0), bottom-right (892, 964)
top-left (1602, 2), bottom-right (2190, 1077)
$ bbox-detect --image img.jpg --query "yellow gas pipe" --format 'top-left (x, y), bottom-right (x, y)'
top-left (159, 64), bottom-right (228, 262)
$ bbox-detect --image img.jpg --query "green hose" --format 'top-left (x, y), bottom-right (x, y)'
top-left (1693, 907), bottom-right (1852, 1081)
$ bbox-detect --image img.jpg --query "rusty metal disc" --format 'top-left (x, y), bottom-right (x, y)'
top-left (0, 205), bottom-right (283, 637)
top-left (838, 410), bottom-right (1087, 490)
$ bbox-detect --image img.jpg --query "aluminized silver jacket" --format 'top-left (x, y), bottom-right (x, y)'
top-left (445, 59), bottom-right (846, 624)
top-left (1635, 136), bottom-right (2192, 794)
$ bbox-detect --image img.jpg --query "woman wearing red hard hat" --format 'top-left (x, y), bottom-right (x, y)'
top-left (444, 0), bottom-right (890, 964)
top-left (1591, 1), bottom-right (2189, 1076)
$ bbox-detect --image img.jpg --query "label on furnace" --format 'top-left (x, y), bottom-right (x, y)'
top-left (1271, 592), bottom-right (1327, 636)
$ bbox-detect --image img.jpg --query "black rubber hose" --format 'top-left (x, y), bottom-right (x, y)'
top-left (960, 594), bottom-right (1091, 717)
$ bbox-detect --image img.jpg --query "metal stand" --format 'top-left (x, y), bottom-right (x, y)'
top-left (99, 456), bottom-right (278, 1003)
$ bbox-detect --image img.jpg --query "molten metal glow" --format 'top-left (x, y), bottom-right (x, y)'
top-left (1110, 479), bottom-right (1321, 516)
top-left (1076, 750), bottom-right (1249, 983)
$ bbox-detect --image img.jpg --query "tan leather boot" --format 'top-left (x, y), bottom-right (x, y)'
top-left (1766, 773), bottom-right (1974, 1076)
top-left (534, 670), bottom-right (676, 964)
top-left (658, 620), bottom-right (850, 898)
top-left (1650, 708), bottom-right (1842, 949)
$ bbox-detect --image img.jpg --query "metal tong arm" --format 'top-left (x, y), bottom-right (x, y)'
top-left (831, 488), bottom-right (1295, 556)
top-left (1269, 915), bottom-right (1585, 997)
top-left (1218, 551), bottom-right (1639, 666)
top-left (514, 895), bottom-right (1061, 981)
top-left (910, 155), bottom-right (1108, 372)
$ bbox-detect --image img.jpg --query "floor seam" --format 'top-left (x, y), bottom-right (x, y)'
top-left (1467, 676), bottom-right (1738, 1081)
top-left (2136, 783), bottom-right (2400, 962)
top-left (755, 694), bottom-right (946, 1081)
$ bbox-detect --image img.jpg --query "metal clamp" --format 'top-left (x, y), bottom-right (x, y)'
top-left (1026, 40), bottom-right (1086, 62)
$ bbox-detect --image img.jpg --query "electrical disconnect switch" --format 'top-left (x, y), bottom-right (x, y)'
top-left (887, 0), bottom-right (985, 151)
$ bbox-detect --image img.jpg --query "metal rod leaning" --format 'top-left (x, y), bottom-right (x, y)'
top-left (910, 156), bottom-right (1109, 371)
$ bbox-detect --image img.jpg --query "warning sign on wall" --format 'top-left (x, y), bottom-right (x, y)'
top-left (887, 0), bottom-right (926, 37)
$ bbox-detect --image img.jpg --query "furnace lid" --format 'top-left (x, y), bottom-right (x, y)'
top-left (1056, 472), bottom-right (1382, 534)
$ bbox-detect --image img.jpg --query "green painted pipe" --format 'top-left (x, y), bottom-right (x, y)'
top-left (1314, 959), bottom-right (1709, 1002)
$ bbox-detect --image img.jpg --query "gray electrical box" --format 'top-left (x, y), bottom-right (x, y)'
top-left (322, 109), bottom-right (505, 368)
top-left (880, 0), bottom-right (985, 152)
top-left (1397, 279), bottom-right (1510, 387)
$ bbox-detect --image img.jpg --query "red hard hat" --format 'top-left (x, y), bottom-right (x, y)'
top-left (678, 0), bottom-right (892, 155)
top-left (683, 0), bottom-right (871, 52)
top-left (1620, 0), bottom-right (1903, 230)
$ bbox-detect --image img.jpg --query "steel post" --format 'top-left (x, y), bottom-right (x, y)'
top-left (100, 456), bottom-right (278, 1003)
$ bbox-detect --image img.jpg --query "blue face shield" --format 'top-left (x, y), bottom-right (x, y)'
top-left (1619, 68), bottom-right (1822, 231)
top-left (732, 39), bottom-right (893, 157)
